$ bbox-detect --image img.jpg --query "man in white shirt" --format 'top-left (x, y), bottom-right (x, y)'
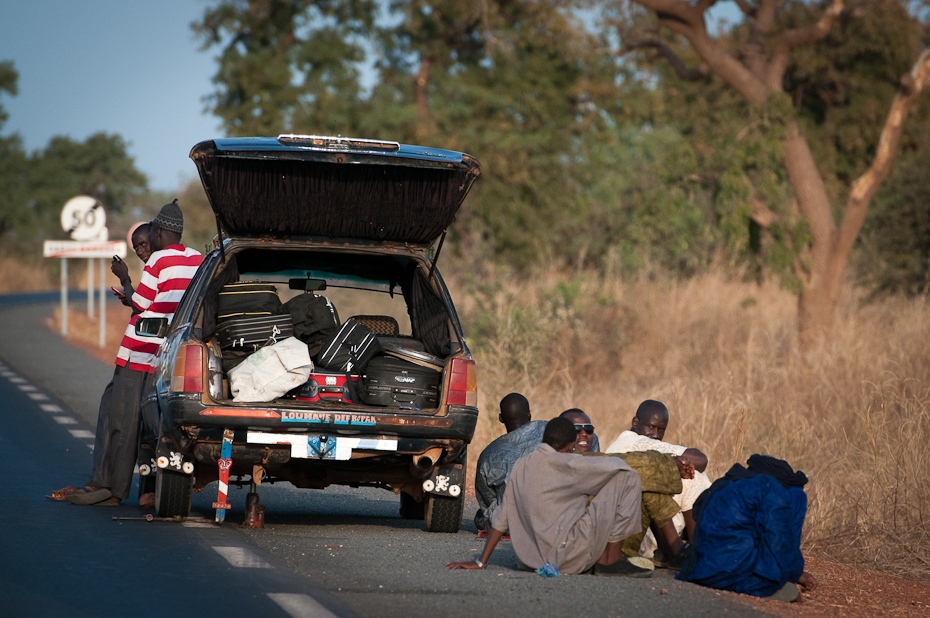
top-left (605, 400), bottom-right (711, 560)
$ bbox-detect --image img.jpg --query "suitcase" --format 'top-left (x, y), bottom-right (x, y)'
top-left (216, 314), bottom-right (295, 352)
top-left (315, 318), bottom-right (381, 373)
top-left (294, 370), bottom-right (358, 403)
top-left (282, 293), bottom-right (340, 356)
top-left (359, 355), bottom-right (441, 409)
top-left (218, 281), bottom-right (282, 321)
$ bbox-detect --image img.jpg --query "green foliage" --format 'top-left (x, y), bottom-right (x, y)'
top-left (193, 0), bottom-right (377, 135)
top-left (186, 0), bottom-right (930, 294)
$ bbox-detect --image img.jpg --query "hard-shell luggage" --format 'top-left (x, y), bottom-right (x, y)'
top-left (359, 355), bottom-right (441, 409)
top-left (282, 293), bottom-right (340, 356)
top-left (218, 281), bottom-right (282, 321)
top-left (294, 370), bottom-right (358, 403)
top-left (216, 314), bottom-right (295, 352)
top-left (315, 318), bottom-right (381, 373)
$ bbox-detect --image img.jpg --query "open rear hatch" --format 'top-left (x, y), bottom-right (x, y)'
top-left (190, 135), bottom-right (482, 246)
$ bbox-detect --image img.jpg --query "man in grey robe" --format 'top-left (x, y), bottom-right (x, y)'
top-left (448, 417), bottom-right (648, 576)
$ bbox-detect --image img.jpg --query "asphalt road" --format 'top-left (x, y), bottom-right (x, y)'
top-left (0, 297), bottom-right (771, 617)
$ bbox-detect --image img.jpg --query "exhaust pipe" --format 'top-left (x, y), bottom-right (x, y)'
top-left (410, 447), bottom-right (443, 478)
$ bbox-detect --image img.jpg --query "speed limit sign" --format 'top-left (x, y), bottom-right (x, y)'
top-left (60, 195), bottom-right (107, 241)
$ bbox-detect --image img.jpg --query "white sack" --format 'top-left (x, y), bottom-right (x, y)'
top-left (229, 337), bottom-right (313, 402)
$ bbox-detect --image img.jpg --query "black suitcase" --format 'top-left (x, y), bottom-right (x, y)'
top-left (315, 318), bottom-right (381, 373)
top-left (282, 293), bottom-right (340, 356)
top-left (217, 281), bottom-right (282, 321)
top-left (216, 314), bottom-right (295, 352)
top-left (359, 355), bottom-right (441, 409)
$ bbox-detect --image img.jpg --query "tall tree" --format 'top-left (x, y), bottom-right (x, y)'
top-left (604, 0), bottom-right (930, 347)
top-left (193, 0), bottom-right (377, 135)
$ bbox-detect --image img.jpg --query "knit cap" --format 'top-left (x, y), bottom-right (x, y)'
top-left (152, 198), bottom-right (183, 234)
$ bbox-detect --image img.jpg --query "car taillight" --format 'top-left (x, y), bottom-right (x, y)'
top-left (447, 358), bottom-right (477, 406)
top-left (170, 344), bottom-right (204, 393)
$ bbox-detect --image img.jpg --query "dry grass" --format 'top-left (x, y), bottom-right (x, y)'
top-left (0, 252), bottom-right (59, 292)
top-left (449, 266), bottom-right (930, 579)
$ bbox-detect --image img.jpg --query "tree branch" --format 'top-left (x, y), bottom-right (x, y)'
top-left (732, 0), bottom-right (756, 18)
top-left (766, 0), bottom-right (844, 90)
top-left (633, 0), bottom-right (702, 30)
top-left (742, 0), bottom-right (779, 78)
top-left (625, 40), bottom-right (710, 81)
top-left (834, 47), bottom-right (930, 263)
top-left (750, 197), bottom-right (778, 228)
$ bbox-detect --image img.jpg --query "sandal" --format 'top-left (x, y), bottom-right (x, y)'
top-left (63, 487), bottom-right (113, 505)
top-left (46, 485), bottom-right (94, 501)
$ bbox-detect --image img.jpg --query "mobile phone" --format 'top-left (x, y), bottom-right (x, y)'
top-left (111, 286), bottom-right (122, 295)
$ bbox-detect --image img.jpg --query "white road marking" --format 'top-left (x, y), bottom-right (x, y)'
top-left (1, 371), bottom-right (16, 378)
top-left (68, 429), bottom-right (95, 439)
top-left (40, 404), bottom-right (63, 413)
top-left (267, 593), bottom-right (339, 618)
top-left (212, 546), bottom-right (272, 569)
top-left (27, 392), bottom-right (49, 401)
top-left (18, 384), bottom-right (38, 392)
top-left (53, 416), bottom-right (78, 425)
top-left (9, 376), bottom-right (26, 383)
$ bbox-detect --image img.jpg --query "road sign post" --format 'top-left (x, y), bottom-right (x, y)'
top-left (44, 196), bottom-right (126, 344)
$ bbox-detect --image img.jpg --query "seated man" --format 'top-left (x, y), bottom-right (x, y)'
top-left (473, 393), bottom-right (547, 532)
top-left (447, 417), bottom-right (649, 576)
top-left (606, 399), bottom-right (712, 558)
top-left (677, 455), bottom-right (817, 602)
top-left (559, 408), bottom-right (600, 453)
top-left (564, 407), bottom-right (692, 565)
top-left (597, 449), bottom-right (694, 565)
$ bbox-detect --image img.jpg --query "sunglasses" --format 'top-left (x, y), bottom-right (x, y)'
top-left (574, 424), bottom-right (595, 434)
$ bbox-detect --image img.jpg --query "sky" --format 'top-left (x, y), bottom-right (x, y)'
top-left (0, 1), bottom-right (222, 193)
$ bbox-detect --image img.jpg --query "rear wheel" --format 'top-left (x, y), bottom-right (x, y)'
top-left (424, 493), bottom-right (464, 533)
top-left (155, 470), bottom-right (193, 518)
top-left (424, 448), bottom-right (466, 533)
top-left (399, 491), bottom-right (425, 520)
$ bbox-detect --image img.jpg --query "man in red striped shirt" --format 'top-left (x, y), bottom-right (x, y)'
top-left (48, 200), bottom-right (203, 506)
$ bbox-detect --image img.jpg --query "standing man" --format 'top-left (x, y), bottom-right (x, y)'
top-left (48, 200), bottom-right (202, 506)
top-left (110, 222), bottom-right (151, 305)
top-left (474, 393), bottom-right (547, 532)
top-left (448, 417), bottom-right (649, 577)
top-left (605, 400), bottom-right (712, 558)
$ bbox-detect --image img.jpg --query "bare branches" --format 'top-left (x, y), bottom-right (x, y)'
top-left (625, 40), bottom-right (710, 81)
top-left (750, 198), bottom-right (777, 229)
top-left (767, 0), bottom-right (844, 90)
top-left (835, 47), bottom-right (930, 260)
top-left (632, 0), bottom-right (702, 32)
top-left (742, 0), bottom-right (779, 78)
top-left (732, 0), bottom-right (756, 18)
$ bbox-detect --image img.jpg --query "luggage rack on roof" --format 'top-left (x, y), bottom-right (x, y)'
top-left (277, 134), bottom-right (401, 152)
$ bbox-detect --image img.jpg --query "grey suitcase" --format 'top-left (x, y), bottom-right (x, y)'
top-left (216, 314), bottom-right (295, 352)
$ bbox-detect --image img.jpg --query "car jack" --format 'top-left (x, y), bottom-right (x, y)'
top-left (241, 465), bottom-right (265, 528)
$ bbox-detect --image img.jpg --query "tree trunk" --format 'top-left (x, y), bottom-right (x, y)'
top-left (781, 120), bottom-right (846, 348)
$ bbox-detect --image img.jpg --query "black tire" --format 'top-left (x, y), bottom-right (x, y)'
top-left (155, 469), bottom-right (193, 518)
top-left (399, 491), bottom-right (425, 520)
top-left (424, 492), bottom-right (464, 533)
